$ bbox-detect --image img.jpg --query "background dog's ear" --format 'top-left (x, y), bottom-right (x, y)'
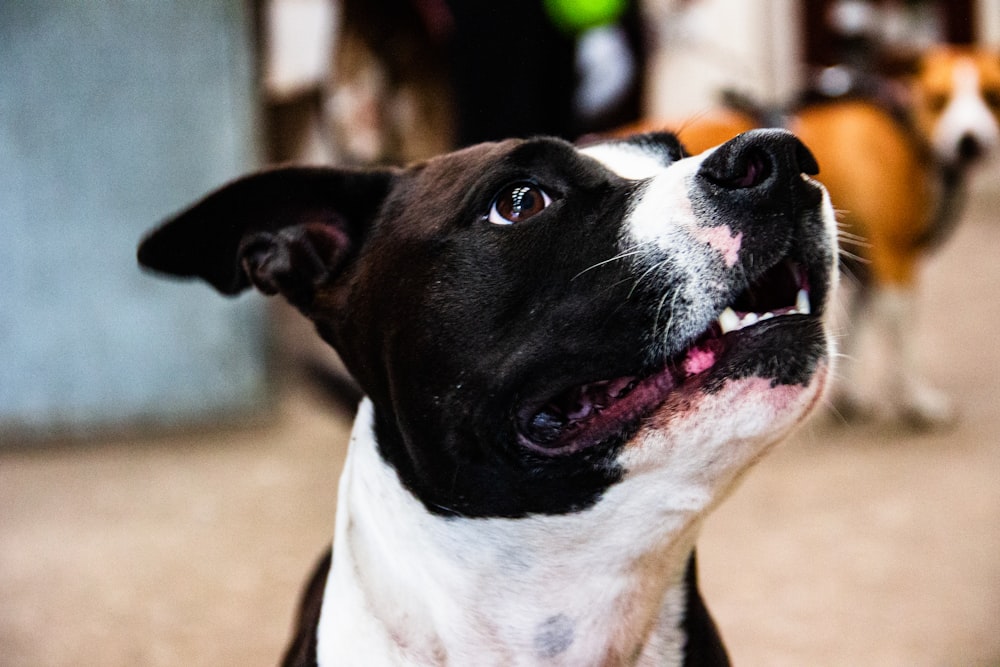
top-left (137, 166), bottom-right (396, 305)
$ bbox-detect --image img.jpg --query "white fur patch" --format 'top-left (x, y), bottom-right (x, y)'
top-left (583, 142), bottom-right (717, 254)
top-left (316, 400), bottom-right (698, 665)
top-left (581, 142), bottom-right (677, 181)
top-left (317, 356), bottom-right (829, 664)
top-left (584, 145), bottom-right (732, 351)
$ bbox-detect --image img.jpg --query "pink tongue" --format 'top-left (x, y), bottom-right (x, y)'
top-left (682, 342), bottom-right (719, 377)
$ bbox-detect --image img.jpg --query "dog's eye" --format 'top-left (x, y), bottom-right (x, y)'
top-left (926, 92), bottom-right (949, 113)
top-left (488, 183), bottom-right (552, 225)
top-left (984, 88), bottom-right (1000, 110)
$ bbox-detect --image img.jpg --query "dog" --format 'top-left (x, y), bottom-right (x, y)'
top-left (624, 45), bottom-right (1000, 427)
top-left (138, 129), bottom-right (838, 665)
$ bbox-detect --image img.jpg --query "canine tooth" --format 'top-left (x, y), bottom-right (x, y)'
top-left (718, 307), bottom-right (740, 334)
top-left (796, 288), bottom-right (811, 315)
top-left (608, 377), bottom-right (634, 398)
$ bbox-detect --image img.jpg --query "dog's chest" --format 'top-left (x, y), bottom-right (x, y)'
top-left (313, 401), bottom-right (694, 666)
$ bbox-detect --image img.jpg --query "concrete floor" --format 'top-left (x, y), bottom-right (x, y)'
top-left (2, 179), bottom-right (999, 666)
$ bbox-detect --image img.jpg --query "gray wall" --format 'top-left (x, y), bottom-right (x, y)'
top-left (1, 2), bottom-right (269, 438)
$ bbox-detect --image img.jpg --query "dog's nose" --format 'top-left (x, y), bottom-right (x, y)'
top-left (697, 129), bottom-right (819, 192)
top-left (958, 133), bottom-right (983, 162)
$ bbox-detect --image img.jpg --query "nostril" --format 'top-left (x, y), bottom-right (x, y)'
top-left (701, 146), bottom-right (772, 190)
top-left (958, 134), bottom-right (982, 161)
top-left (729, 148), bottom-right (771, 189)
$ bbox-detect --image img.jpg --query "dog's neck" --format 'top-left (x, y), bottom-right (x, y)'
top-left (314, 399), bottom-right (728, 666)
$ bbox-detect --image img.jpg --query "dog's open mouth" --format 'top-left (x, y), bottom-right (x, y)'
top-left (516, 260), bottom-right (813, 455)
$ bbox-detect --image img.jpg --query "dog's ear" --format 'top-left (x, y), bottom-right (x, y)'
top-left (137, 166), bottom-right (397, 306)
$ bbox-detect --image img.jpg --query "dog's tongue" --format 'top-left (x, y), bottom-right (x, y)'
top-left (682, 337), bottom-right (722, 377)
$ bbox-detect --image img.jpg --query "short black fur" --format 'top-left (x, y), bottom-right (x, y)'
top-left (681, 552), bottom-right (732, 667)
top-left (138, 134), bottom-right (831, 522)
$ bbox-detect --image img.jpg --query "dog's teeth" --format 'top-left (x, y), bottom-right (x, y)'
top-left (718, 307), bottom-right (740, 334)
top-left (607, 377), bottom-right (635, 399)
top-left (719, 289), bottom-right (812, 335)
top-left (796, 288), bottom-right (811, 315)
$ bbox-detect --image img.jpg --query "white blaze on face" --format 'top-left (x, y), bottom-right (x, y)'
top-left (581, 142), bottom-right (739, 347)
top-left (580, 141), bottom-right (677, 181)
top-left (934, 58), bottom-right (1000, 162)
top-left (582, 141), bottom-right (709, 245)
top-left (582, 141), bottom-right (743, 259)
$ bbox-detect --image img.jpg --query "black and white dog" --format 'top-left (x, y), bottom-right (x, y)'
top-left (138, 129), bottom-right (838, 665)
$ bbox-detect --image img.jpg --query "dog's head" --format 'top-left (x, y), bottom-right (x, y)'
top-left (910, 46), bottom-right (1000, 166)
top-left (139, 130), bottom-right (837, 519)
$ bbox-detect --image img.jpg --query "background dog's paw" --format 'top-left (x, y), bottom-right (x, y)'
top-left (895, 382), bottom-right (957, 431)
top-left (829, 390), bottom-right (876, 425)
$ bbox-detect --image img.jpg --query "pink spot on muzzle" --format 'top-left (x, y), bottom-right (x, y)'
top-left (692, 226), bottom-right (742, 268)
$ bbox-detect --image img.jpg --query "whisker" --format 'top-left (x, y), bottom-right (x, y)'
top-left (628, 258), bottom-right (671, 299)
top-left (837, 248), bottom-right (869, 264)
top-left (836, 229), bottom-right (868, 242)
top-left (572, 247), bottom-right (647, 281)
top-left (837, 264), bottom-right (866, 287)
top-left (836, 234), bottom-right (870, 250)
top-left (822, 395), bottom-right (853, 426)
top-left (653, 285), bottom-right (683, 345)
top-left (673, 110), bottom-right (712, 138)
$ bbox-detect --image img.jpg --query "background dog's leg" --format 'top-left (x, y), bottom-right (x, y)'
top-left (870, 285), bottom-right (955, 428)
top-left (832, 282), bottom-right (875, 422)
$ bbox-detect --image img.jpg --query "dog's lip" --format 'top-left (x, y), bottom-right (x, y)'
top-left (516, 261), bottom-right (815, 455)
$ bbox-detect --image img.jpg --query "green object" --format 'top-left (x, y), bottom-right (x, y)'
top-left (543, 0), bottom-right (628, 33)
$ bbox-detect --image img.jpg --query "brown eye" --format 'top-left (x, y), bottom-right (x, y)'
top-left (488, 183), bottom-right (552, 225)
top-left (926, 92), bottom-right (949, 114)
top-left (984, 88), bottom-right (1000, 110)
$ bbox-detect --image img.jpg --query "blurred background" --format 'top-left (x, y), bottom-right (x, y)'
top-left (2, 1), bottom-right (999, 664)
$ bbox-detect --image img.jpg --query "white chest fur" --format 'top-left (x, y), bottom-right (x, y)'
top-left (315, 400), bottom-right (701, 666)
top-left (313, 357), bottom-right (825, 665)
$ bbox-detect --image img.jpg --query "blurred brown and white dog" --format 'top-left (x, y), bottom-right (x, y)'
top-left (624, 46), bottom-right (1000, 427)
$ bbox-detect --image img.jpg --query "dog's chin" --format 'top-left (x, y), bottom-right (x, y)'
top-left (515, 260), bottom-right (822, 456)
